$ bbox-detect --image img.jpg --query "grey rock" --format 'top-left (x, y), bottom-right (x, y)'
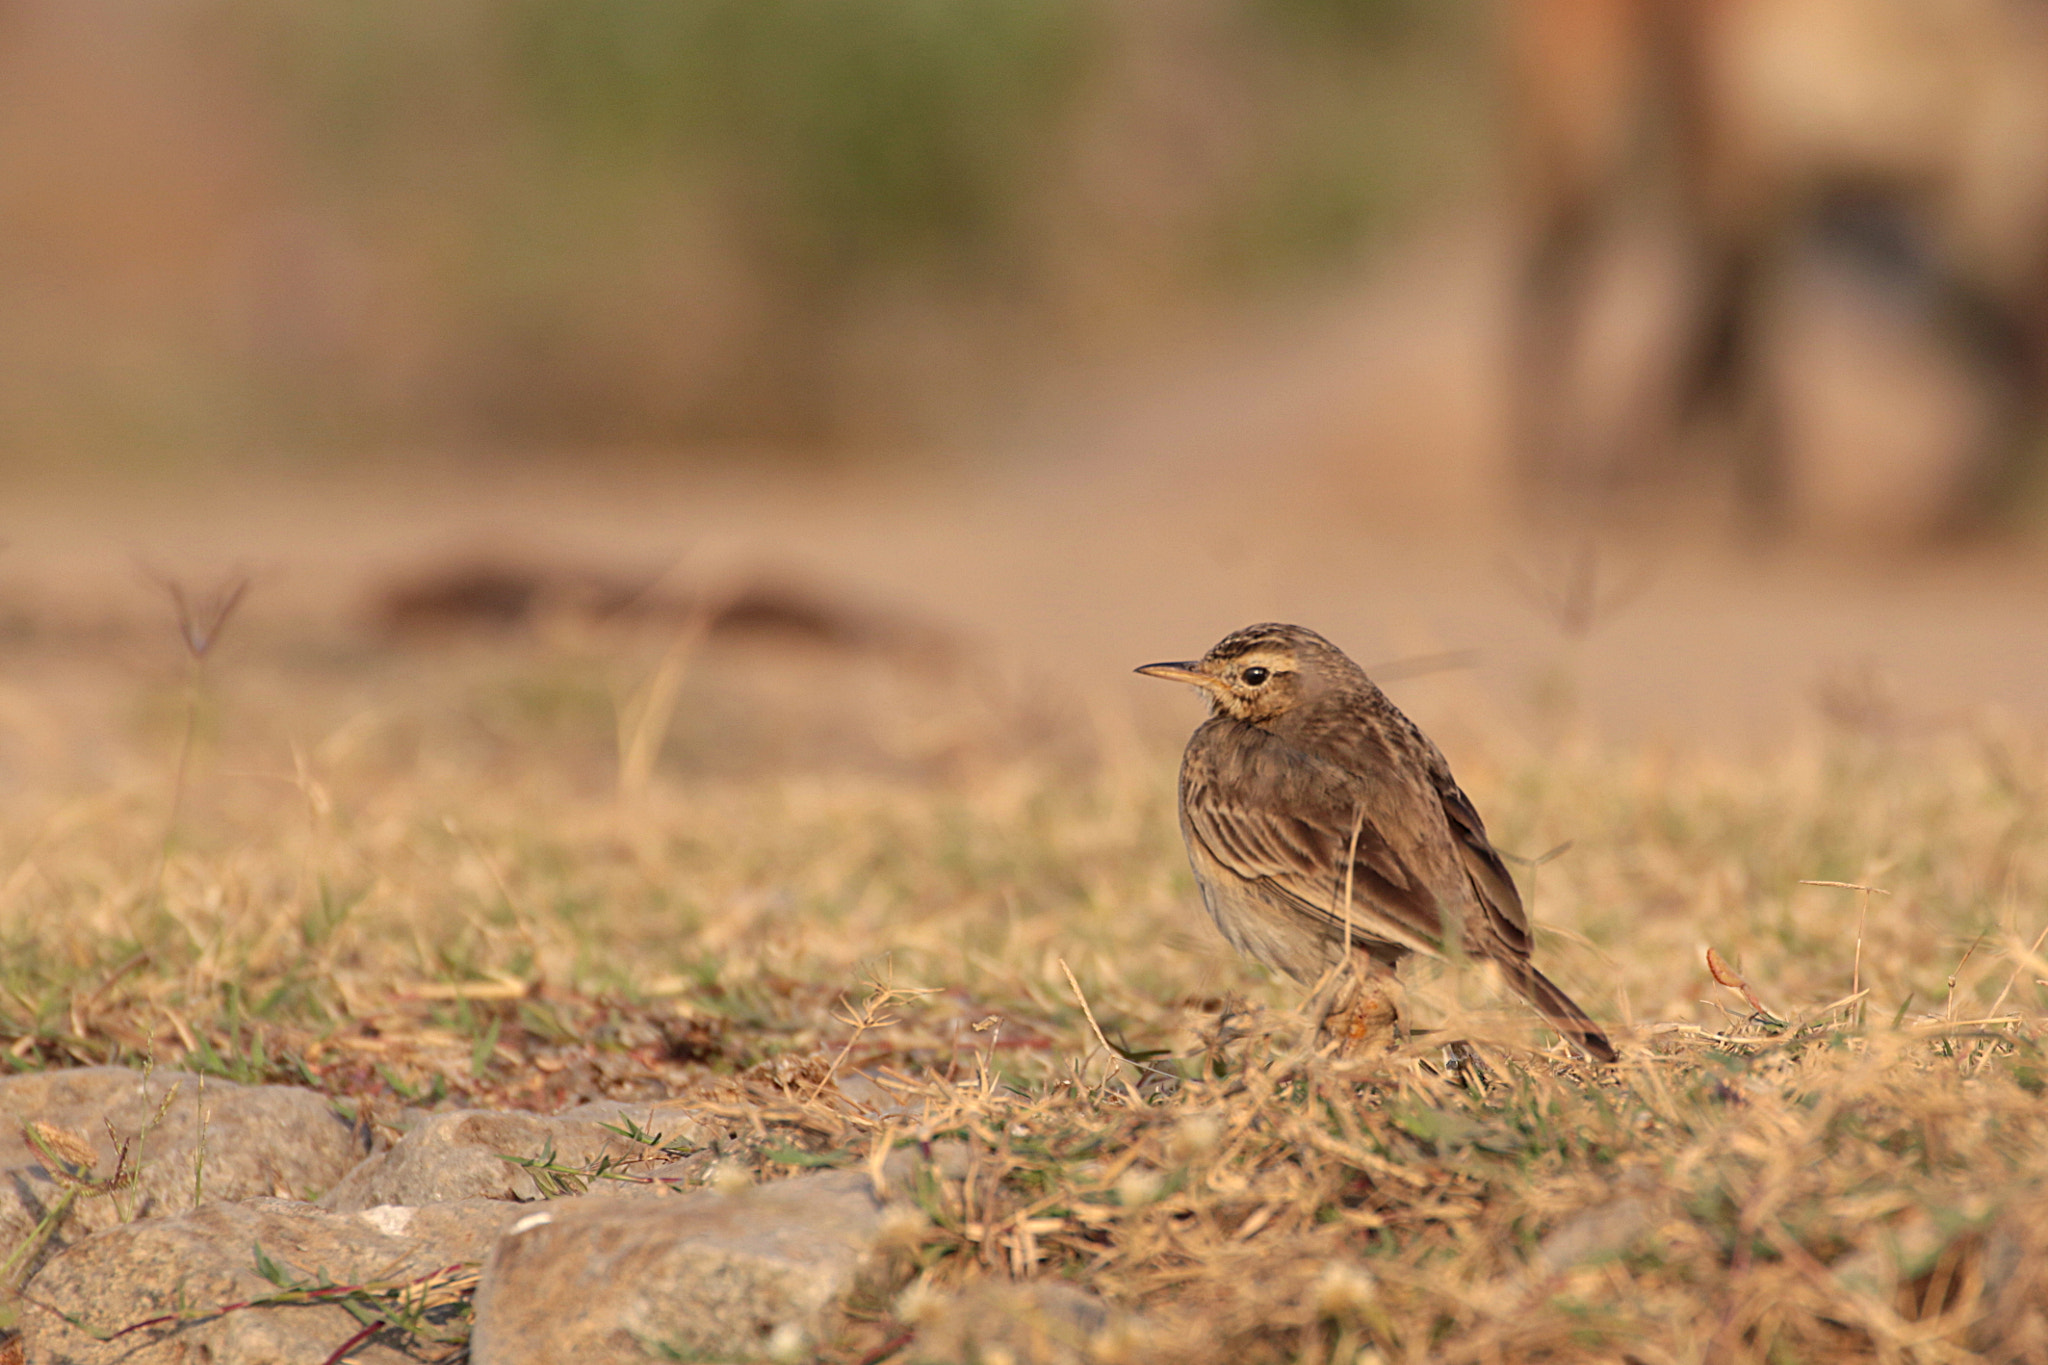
top-left (553, 1097), bottom-right (730, 1152)
top-left (469, 1168), bottom-right (906, 1365)
top-left (348, 1197), bottom-right (533, 1262)
top-left (0, 1067), bottom-right (368, 1276)
top-left (882, 1138), bottom-right (972, 1188)
top-left (827, 1069), bottom-right (924, 1118)
top-left (906, 1281), bottom-right (1133, 1365)
top-left (319, 1104), bottom-right (724, 1212)
top-left (1973, 1186), bottom-right (2048, 1363)
top-left (1529, 1195), bottom-right (1655, 1279)
top-left (19, 1196), bottom-right (525, 1365)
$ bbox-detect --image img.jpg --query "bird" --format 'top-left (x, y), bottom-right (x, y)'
top-left (1137, 622), bottom-right (1617, 1064)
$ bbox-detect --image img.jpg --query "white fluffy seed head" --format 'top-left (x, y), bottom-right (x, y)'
top-left (877, 1202), bottom-right (930, 1247)
top-left (1313, 1260), bottom-right (1379, 1317)
top-left (1170, 1112), bottom-right (1223, 1161)
top-left (763, 1321), bottom-right (809, 1363)
top-left (895, 1278), bottom-right (942, 1324)
top-left (1115, 1167), bottom-right (1164, 1206)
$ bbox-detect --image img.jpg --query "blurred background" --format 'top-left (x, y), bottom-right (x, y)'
top-left (0, 0), bottom-right (1487, 462)
top-left (6, 0), bottom-right (2048, 750)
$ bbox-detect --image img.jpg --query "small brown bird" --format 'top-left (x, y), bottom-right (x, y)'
top-left (1138, 623), bottom-right (1616, 1063)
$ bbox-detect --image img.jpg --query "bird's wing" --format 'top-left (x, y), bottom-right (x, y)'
top-left (1181, 741), bottom-right (1453, 959)
top-left (1418, 738), bottom-right (1533, 955)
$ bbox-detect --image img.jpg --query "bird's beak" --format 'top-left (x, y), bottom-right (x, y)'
top-left (1135, 660), bottom-right (1209, 687)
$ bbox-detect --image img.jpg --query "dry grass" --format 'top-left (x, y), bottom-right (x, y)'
top-left (1, 581), bottom-right (2046, 1363)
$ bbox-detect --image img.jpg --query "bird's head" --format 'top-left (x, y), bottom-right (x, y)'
top-left (1135, 622), bottom-right (1353, 724)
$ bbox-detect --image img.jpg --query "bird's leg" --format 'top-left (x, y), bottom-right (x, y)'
top-left (1322, 955), bottom-right (1404, 1056)
top-left (1196, 992), bottom-right (1259, 1077)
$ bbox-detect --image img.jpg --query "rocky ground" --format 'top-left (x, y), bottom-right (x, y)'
top-left (3, 1064), bottom-right (1135, 1364)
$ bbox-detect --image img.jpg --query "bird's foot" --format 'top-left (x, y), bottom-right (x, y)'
top-left (1324, 980), bottom-right (1402, 1058)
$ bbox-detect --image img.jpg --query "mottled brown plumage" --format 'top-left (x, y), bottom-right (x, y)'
top-left (1138, 623), bottom-right (1616, 1063)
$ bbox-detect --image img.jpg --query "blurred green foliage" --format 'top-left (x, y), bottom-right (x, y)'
top-left (10, 0), bottom-right (1488, 458)
top-left (508, 0), bottom-right (1096, 270)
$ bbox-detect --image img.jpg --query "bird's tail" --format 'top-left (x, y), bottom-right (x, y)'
top-left (1503, 960), bottom-right (1618, 1064)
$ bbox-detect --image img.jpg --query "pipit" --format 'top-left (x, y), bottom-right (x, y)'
top-left (1138, 623), bottom-right (1617, 1064)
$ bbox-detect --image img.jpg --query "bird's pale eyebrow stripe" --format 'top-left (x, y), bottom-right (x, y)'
top-left (1205, 632), bottom-right (1293, 661)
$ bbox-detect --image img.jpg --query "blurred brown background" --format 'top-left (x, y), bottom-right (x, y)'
top-left (6, 0), bottom-right (2048, 747)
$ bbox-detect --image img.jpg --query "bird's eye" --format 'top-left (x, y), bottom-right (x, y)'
top-left (1241, 666), bottom-right (1269, 686)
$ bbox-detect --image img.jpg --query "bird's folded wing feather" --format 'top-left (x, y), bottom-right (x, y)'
top-left (1182, 752), bottom-right (1450, 957)
top-left (1422, 745), bottom-right (1533, 953)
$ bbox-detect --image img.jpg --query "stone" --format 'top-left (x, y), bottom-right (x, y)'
top-left (1972, 1185), bottom-right (2048, 1363)
top-left (348, 1197), bottom-right (532, 1260)
top-left (904, 1281), bottom-right (1127, 1365)
top-left (824, 1069), bottom-right (924, 1118)
top-left (0, 1068), bottom-right (368, 1277)
top-left (19, 1196), bottom-right (525, 1365)
top-left (468, 1168), bottom-right (906, 1364)
top-left (319, 1102), bottom-right (722, 1212)
top-left (553, 1097), bottom-right (731, 1154)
